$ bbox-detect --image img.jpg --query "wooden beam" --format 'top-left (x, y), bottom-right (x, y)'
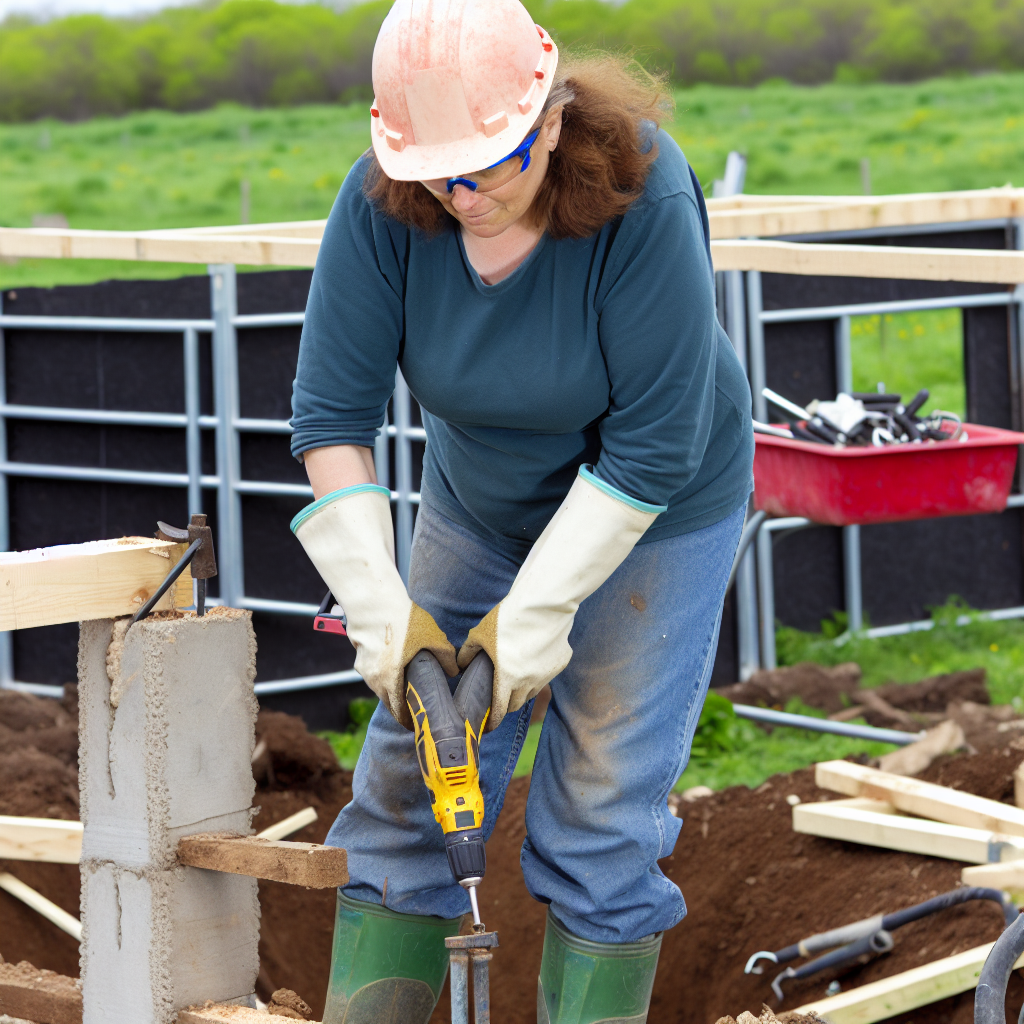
top-left (816, 760), bottom-right (1024, 837)
top-left (793, 941), bottom-right (1024, 1024)
top-left (164, 219), bottom-right (328, 239)
top-left (792, 798), bottom-right (1024, 863)
top-left (0, 962), bottom-right (82, 1024)
top-left (0, 227), bottom-right (320, 267)
top-left (0, 537), bottom-right (191, 631)
top-left (710, 239), bottom-right (1024, 283)
top-left (961, 861), bottom-right (1024, 889)
top-left (178, 1004), bottom-right (314, 1024)
top-left (0, 872), bottom-right (82, 941)
top-left (706, 188), bottom-right (1024, 239)
top-left (0, 815), bottom-right (82, 863)
top-left (177, 833), bottom-right (348, 888)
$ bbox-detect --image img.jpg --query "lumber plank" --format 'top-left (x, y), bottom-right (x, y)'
top-left (710, 239), bottom-right (1024, 284)
top-left (0, 816), bottom-right (82, 864)
top-left (816, 760), bottom-right (1024, 837)
top-left (178, 1004), bottom-right (318, 1024)
top-left (177, 833), bottom-right (348, 888)
top-left (793, 941), bottom-right (1024, 1024)
top-left (792, 798), bottom-right (1024, 863)
top-left (0, 227), bottom-right (320, 267)
top-left (165, 219), bottom-right (328, 238)
top-left (0, 537), bottom-right (191, 631)
top-left (0, 962), bottom-right (82, 1024)
top-left (707, 188), bottom-right (1024, 239)
top-left (961, 861), bottom-right (1024, 889)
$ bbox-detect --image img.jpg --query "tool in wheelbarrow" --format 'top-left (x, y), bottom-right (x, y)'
top-left (405, 649), bottom-right (498, 1024)
top-left (744, 886), bottom-right (1018, 1001)
top-left (764, 385), bottom-right (963, 449)
top-left (130, 513), bottom-right (217, 625)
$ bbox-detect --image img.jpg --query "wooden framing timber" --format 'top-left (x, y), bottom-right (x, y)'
top-left (961, 861), bottom-right (1024, 889)
top-left (0, 537), bottom-right (191, 631)
top-left (178, 1004), bottom-right (313, 1024)
top-left (0, 227), bottom-right (319, 267)
top-left (177, 833), bottom-right (348, 888)
top-left (710, 239), bottom-right (1024, 283)
top-left (816, 760), bottom-right (1024, 837)
top-left (704, 187), bottom-right (1024, 239)
top-left (792, 798), bottom-right (1024, 863)
top-left (0, 816), bottom-right (82, 863)
top-left (0, 962), bottom-right (82, 1024)
top-left (793, 941), bottom-right (1024, 1024)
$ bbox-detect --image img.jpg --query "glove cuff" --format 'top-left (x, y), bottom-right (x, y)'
top-left (290, 483), bottom-right (391, 534)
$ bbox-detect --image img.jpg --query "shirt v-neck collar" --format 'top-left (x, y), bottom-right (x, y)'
top-left (455, 228), bottom-right (550, 294)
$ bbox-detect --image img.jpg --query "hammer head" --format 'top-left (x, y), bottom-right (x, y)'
top-left (155, 513), bottom-right (217, 580)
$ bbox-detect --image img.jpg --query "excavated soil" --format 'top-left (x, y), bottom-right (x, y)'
top-left (5, 671), bottom-right (1024, 1023)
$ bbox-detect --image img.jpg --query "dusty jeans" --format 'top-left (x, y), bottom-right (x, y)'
top-left (328, 496), bottom-right (745, 944)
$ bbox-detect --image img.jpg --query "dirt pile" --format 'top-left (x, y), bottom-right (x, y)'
top-left (6, 685), bottom-right (1024, 1024)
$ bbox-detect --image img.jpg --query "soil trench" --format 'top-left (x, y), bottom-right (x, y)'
top-left (4, 682), bottom-right (1024, 1024)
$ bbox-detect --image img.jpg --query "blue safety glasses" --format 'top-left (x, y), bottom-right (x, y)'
top-left (445, 129), bottom-right (541, 194)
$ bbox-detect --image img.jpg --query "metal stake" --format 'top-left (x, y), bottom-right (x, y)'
top-left (446, 930), bottom-right (499, 1024)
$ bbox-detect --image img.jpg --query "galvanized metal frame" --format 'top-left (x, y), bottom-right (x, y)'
top-left (727, 236), bottom-right (1024, 672)
top-left (2, 216), bottom-right (1022, 694)
top-left (0, 265), bottom-right (425, 698)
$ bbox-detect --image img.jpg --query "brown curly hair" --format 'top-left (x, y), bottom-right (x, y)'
top-left (362, 53), bottom-right (672, 240)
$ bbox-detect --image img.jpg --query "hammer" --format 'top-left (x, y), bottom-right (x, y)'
top-left (131, 513), bottom-right (218, 625)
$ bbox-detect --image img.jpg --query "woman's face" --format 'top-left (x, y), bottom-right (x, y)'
top-left (420, 106), bottom-right (563, 238)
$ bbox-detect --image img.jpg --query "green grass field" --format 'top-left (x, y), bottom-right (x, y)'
top-left (1, 71), bottom-right (1022, 291)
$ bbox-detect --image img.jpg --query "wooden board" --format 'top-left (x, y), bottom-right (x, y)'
top-left (961, 861), bottom-right (1024, 889)
top-left (793, 798), bottom-right (1024, 863)
top-left (0, 816), bottom-right (82, 863)
top-left (178, 1004), bottom-right (313, 1024)
top-left (0, 962), bottom-right (82, 1024)
top-left (816, 760), bottom-right (1024, 837)
top-left (0, 227), bottom-right (320, 267)
top-left (177, 833), bottom-right (348, 888)
top-left (706, 188), bottom-right (1024, 239)
top-left (793, 941), bottom-right (1024, 1024)
top-left (0, 537), bottom-right (191, 631)
top-left (710, 239), bottom-right (1024, 283)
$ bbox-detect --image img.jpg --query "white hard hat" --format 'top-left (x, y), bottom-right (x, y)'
top-left (370, 0), bottom-right (559, 181)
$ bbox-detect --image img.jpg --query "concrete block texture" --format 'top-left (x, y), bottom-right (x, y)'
top-left (78, 610), bottom-right (260, 1024)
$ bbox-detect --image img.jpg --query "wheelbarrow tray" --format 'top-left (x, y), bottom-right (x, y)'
top-left (753, 423), bottom-right (1024, 526)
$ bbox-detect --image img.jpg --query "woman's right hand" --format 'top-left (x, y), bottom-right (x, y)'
top-left (291, 459), bottom-right (457, 727)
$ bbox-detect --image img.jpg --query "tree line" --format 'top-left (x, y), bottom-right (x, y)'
top-left (1, 0), bottom-right (1022, 123)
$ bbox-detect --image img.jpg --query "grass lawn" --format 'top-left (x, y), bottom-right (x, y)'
top-left (2, 71), bottom-right (1023, 289)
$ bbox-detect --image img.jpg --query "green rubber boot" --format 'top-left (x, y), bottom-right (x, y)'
top-left (537, 910), bottom-right (663, 1024)
top-left (322, 890), bottom-right (462, 1024)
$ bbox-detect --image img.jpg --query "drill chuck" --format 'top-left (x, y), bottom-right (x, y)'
top-left (445, 829), bottom-right (487, 883)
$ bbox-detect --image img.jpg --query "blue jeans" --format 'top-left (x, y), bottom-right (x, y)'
top-left (328, 498), bottom-right (746, 944)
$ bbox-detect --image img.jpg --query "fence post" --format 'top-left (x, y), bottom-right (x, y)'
top-left (0, 293), bottom-right (11, 689)
top-left (209, 264), bottom-right (244, 608)
top-left (183, 326), bottom-right (203, 517)
top-left (835, 314), bottom-right (863, 632)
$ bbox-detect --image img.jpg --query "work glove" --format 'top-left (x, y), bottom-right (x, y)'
top-left (291, 484), bottom-right (458, 728)
top-left (457, 466), bottom-right (665, 731)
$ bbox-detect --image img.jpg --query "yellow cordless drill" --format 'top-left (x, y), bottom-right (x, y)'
top-left (405, 649), bottom-right (493, 929)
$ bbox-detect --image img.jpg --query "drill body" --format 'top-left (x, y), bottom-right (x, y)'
top-left (405, 650), bottom-right (492, 906)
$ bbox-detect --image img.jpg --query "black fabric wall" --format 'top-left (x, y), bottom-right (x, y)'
top-left (3, 219), bottom-right (1020, 726)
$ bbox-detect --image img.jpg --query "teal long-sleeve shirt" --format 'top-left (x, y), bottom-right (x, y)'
top-left (290, 131), bottom-right (753, 553)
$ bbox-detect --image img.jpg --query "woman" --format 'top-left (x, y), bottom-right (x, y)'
top-left (290, 1), bottom-right (753, 1021)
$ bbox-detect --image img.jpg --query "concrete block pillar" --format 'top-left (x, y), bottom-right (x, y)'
top-left (78, 609), bottom-right (260, 1024)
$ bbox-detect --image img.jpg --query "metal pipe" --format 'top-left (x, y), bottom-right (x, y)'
top-left (449, 950), bottom-right (470, 1024)
top-left (725, 269), bottom-right (747, 372)
top-left (732, 703), bottom-right (922, 745)
top-left (0, 293), bottom-right (11, 691)
top-left (253, 669), bottom-right (362, 696)
top-left (843, 524), bottom-right (863, 633)
top-left (232, 312), bottom-right (305, 328)
top-left (472, 949), bottom-right (493, 1024)
top-left (0, 314), bottom-right (214, 332)
top-left (746, 270), bottom-right (767, 422)
top-left (0, 461), bottom-right (218, 488)
top-left (756, 523), bottom-right (777, 669)
top-left (393, 371), bottom-right (414, 583)
top-left (760, 291), bottom-right (1011, 325)
top-left (375, 408), bottom-right (390, 490)
top-left (835, 314), bottom-right (853, 395)
top-left (183, 327), bottom-right (203, 515)
top-left (0, 404), bottom-right (190, 427)
top-left (210, 264), bottom-right (244, 608)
